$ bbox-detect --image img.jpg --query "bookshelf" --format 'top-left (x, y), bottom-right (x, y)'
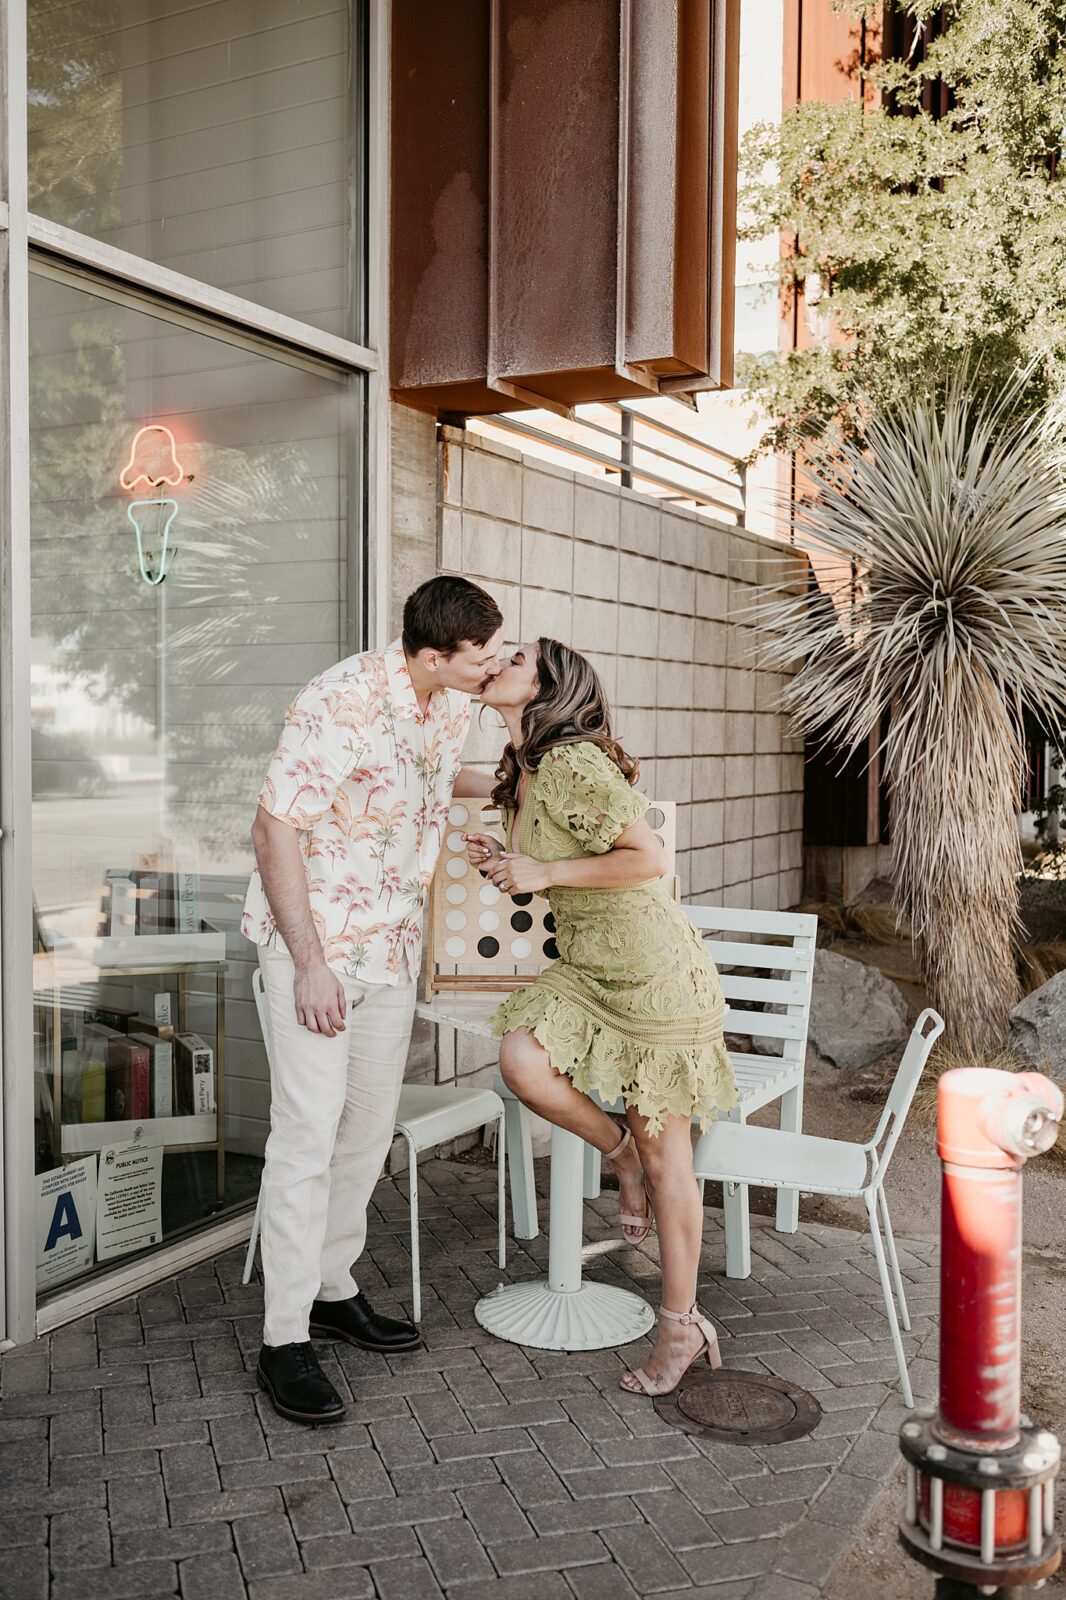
top-left (33, 931), bottom-right (228, 1198)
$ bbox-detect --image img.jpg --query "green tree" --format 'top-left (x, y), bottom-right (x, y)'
top-left (739, 0), bottom-right (1066, 453)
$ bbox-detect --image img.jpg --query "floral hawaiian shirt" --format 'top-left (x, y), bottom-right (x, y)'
top-left (241, 641), bottom-right (471, 984)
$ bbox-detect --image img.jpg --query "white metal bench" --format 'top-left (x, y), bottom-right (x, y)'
top-left (696, 905), bottom-right (818, 1277)
top-left (578, 905), bottom-right (818, 1278)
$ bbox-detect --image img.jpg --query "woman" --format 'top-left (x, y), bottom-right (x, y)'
top-left (465, 638), bottom-right (737, 1396)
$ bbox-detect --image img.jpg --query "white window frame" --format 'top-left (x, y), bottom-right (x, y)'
top-left (0, 0), bottom-right (391, 1342)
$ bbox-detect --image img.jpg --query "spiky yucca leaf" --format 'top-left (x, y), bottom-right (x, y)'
top-left (756, 375), bottom-right (1066, 1052)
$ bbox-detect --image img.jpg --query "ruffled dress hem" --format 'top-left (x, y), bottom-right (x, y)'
top-left (492, 981), bottom-right (737, 1137)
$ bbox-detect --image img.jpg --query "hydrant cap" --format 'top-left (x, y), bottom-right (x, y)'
top-left (938, 1068), bottom-right (1064, 1168)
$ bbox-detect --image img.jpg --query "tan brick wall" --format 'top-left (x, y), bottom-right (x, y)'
top-left (436, 425), bottom-right (805, 912)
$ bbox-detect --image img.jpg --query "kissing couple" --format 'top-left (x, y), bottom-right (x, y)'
top-left (243, 574), bottom-right (736, 1424)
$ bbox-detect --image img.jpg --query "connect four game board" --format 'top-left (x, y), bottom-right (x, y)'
top-left (424, 799), bottom-right (677, 996)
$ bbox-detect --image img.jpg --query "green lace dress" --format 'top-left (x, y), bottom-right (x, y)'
top-left (490, 742), bottom-right (737, 1136)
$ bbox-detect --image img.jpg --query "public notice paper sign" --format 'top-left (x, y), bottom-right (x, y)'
top-left (36, 1156), bottom-right (98, 1291)
top-left (96, 1133), bottom-right (163, 1262)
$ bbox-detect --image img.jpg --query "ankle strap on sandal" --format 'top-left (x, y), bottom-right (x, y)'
top-left (660, 1303), bottom-right (700, 1325)
top-left (604, 1126), bottom-right (631, 1163)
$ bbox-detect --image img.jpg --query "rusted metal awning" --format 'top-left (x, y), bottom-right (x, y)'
top-left (390, 0), bottom-right (740, 417)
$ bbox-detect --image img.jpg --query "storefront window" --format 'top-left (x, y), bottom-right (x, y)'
top-left (29, 268), bottom-right (358, 1301)
top-left (27, 0), bottom-right (366, 341)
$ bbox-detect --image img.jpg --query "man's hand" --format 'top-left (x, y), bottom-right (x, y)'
top-left (485, 852), bottom-right (554, 895)
top-left (294, 960), bottom-right (348, 1036)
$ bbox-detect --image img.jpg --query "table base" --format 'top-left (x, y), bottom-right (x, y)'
top-left (474, 1278), bottom-right (655, 1351)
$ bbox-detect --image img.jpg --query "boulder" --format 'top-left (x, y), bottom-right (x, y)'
top-left (806, 948), bottom-right (908, 1070)
top-left (1007, 969), bottom-right (1066, 1073)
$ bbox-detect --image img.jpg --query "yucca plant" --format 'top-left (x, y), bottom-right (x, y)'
top-left (757, 374), bottom-right (1066, 1053)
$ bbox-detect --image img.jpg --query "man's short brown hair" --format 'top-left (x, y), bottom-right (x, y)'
top-left (402, 576), bottom-right (503, 657)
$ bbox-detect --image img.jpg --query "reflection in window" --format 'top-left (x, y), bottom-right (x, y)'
top-left (27, 0), bottom-right (365, 339)
top-left (29, 269), bottom-right (357, 1297)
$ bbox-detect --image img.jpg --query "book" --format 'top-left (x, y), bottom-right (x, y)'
top-left (175, 870), bottom-right (198, 934)
top-left (157, 873), bottom-right (177, 933)
top-left (128, 1013), bottom-right (175, 1043)
top-left (83, 1005), bottom-right (137, 1034)
top-left (84, 1022), bottom-right (121, 1046)
top-left (153, 992), bottom-right (172, 1029)
top-left (192, 1047), bottom-right (214, 1115)
top-left (175, 1033), bottom-right (214, 1116)
top-left (137, 869), bottom-right (160, 935)
top-left (57, 1008), bottom-right (89, 1122)
top-left (81, 1057), bottom-right (106, 1122)
top-left (60, 1008), bottom-right (85, 1053)
top-left (61, 1047), bottom-right (84, 1125)
top-left (105, 1036), bottom-right (150, 1121)
top-left (106, 871), bottom-right (137, 936)
top-left (130, 1032), bottom-right (173, 1118)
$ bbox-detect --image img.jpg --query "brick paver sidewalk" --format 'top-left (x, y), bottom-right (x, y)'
top-left (0, 1157), bottom-right (938, 1600)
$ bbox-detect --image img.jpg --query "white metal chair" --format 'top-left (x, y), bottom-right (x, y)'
top-left (692, 1007), bottom-right (945, 1407)
top-left (242, 968), bottom-right (507, 1322)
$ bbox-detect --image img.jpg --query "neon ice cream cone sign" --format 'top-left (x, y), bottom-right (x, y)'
top-left (119, 424), bottom-right (187, 585)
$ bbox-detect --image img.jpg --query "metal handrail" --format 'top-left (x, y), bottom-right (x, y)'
top-left (478, 415), bottom-right (743, 520)
top-left (475, 403), bottom-right (746, 525)
top-left (610, 402), bottom-right (740, 469)
top-left (567, 410), bottom-right (742, 494)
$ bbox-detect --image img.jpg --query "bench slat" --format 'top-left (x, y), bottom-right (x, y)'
top-left (732, 1067), bottom-right (795, 1088)
top-left (701, 938), bottom-right (813, 973)
top-left (718, 974), bottom-right (808, 1006)
top-left (723, 1009), bottom-right (806, 1041)
top-left (686, 907), bottom-right (818, 938)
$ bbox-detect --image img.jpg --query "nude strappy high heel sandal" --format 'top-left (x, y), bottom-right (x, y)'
top-left (605, 1127), bottom-right (654, 1244)
top-left (620, 1303), bottom-right (723, 1396)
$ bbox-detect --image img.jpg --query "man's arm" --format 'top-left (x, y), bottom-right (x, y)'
top-left (250, 805), bottom-right (347, 1036)
top-left (452, 766), bottom-right (495, 799)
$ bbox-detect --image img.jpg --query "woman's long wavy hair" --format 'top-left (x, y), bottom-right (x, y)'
top-left (490, 637), bottom-right (638, 812)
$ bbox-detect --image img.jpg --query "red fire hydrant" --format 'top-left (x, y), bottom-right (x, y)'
top-left (900, 1067), bottom-right (1063, 1591)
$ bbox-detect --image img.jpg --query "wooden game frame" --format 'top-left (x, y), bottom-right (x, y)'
top-left (422, 799), bottom-right (677, 1000)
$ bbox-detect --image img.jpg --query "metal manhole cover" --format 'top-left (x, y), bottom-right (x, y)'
top-left (654, 1367), bottom-right (822, 1444)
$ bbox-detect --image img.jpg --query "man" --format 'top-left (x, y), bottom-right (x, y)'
top-left (242, 576), bottom-right (503, 1423)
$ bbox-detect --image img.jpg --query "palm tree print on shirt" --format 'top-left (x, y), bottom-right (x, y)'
top-left (241, 642), bottom-right (471, 985)
top-left (279, 756), bottom-right (334, 824)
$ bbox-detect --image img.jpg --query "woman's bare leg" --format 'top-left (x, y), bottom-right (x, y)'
top-left (620, 1110), bottom-right (710, 1392)
top-left (498, 1028), bottom-right (648, 1235)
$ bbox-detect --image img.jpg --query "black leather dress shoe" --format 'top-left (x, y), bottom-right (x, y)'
top-left (309, 1291), bottom-right (422, 1353)
top-left (256, 1341), bottom-right (346, 1425)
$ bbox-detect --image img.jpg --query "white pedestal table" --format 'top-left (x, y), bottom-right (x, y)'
top-left (416, 992), bottom-right (655, 1351)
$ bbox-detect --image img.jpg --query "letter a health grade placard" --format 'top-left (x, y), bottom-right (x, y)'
top-left (35, 1156), bottom-right (98, 1291)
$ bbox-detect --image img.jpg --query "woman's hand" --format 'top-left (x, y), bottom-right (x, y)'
top-left (485, 852), bottom-right (554, 895)
top-left (463, 832), bottom-right (504, 871)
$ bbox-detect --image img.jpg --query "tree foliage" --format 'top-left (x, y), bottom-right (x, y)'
top-left (739, 0), bottom-right (1066, 453)
top-left (753, 371), bottom-right (1066, 1050)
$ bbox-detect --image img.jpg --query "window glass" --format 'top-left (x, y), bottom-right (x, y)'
top-left (29, 268), bottom-right (358, 1300)
top-left (28, 0), bottom-right (365, 340)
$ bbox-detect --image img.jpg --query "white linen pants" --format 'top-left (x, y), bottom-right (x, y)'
top-left (258, 945), bottom-right (416, 1347)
